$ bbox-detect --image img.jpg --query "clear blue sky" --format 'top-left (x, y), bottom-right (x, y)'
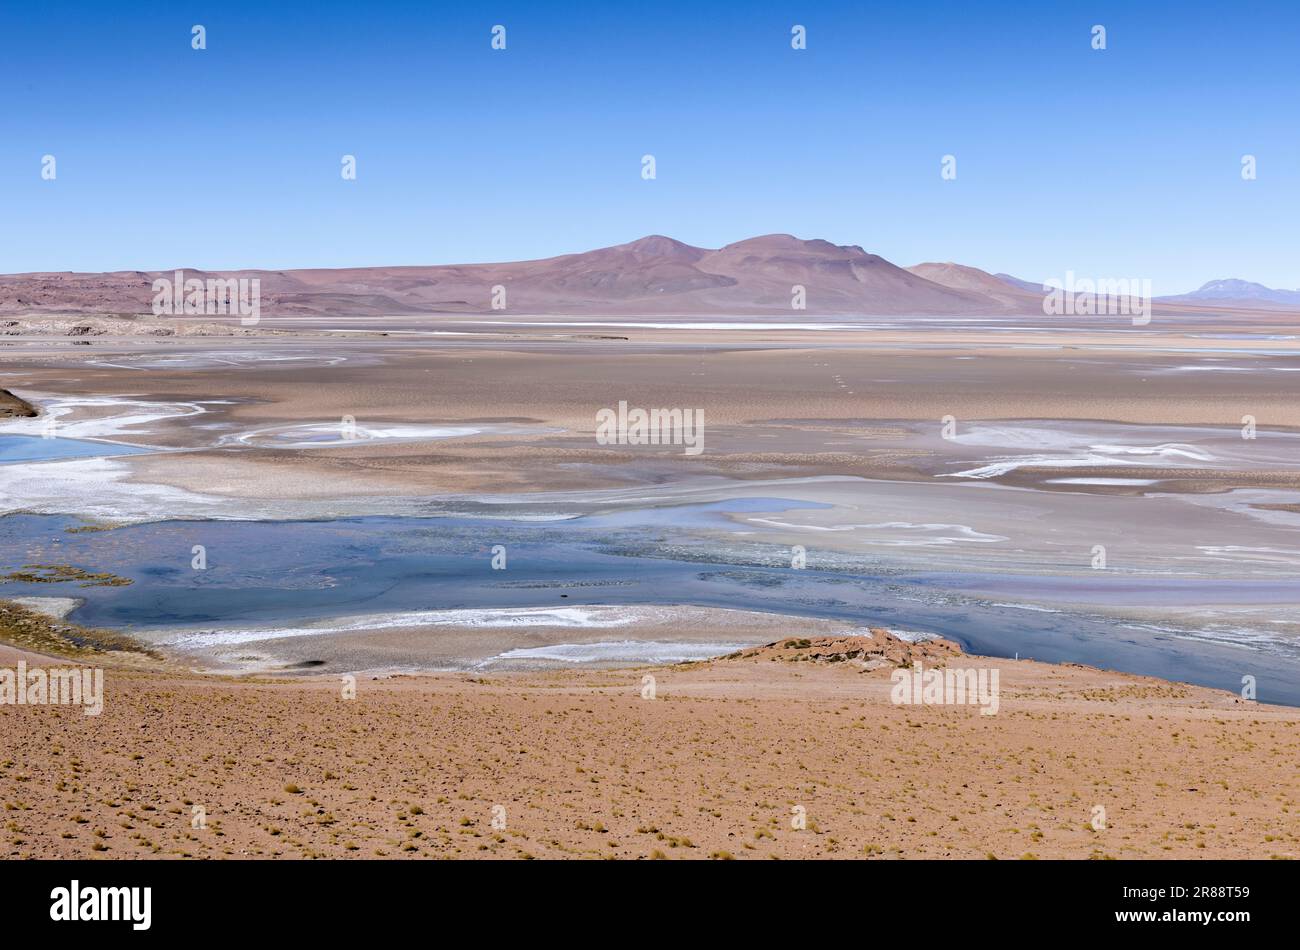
top-left (2, 0), bottom-right (1297, 293)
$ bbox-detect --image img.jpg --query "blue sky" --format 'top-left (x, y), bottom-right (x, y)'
top-left (1, 0), bottom-right (1297, 292)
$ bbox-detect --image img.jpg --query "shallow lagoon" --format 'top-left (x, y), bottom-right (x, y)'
top-left (0, 435), bottom-right (151, 465)
top-left (1, 502), bottom-right (1297, 704)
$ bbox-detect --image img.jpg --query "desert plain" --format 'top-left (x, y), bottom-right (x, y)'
top-left (2, 239), bottom-right (1300, 859)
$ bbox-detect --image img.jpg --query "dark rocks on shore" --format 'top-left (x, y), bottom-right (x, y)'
top-left (0, 388), bottom-right (38, 418)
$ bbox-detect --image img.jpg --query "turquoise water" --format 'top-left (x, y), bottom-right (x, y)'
top-left (1, 506), bottom-right (1297, 704)
top-left (0, 435), bottom-right (150, 464)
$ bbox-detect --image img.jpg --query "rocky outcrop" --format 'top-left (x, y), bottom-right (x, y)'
top-left (0, 388), bottom-right (38, 418)
top-left (726, 627), bottom-right (963, 670)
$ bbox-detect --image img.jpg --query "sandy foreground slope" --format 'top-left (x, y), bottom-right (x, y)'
top-left (1, 633), bottom-right (1294, 861)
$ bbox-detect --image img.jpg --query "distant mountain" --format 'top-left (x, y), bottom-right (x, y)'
top-left (993, 273), bottom-right (1046, 294)
top-left (905, 262), bottom-right (1039, 306)
top-left (1158, 278), bottom-right (1300, 310)
top-left (4, 239), bottom-right (1295, 319)
top-left (0, 234), bottom-right (1015, 318)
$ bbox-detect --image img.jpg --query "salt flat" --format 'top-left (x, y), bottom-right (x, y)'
top-left (3, 316), bottom-right (1299, 674)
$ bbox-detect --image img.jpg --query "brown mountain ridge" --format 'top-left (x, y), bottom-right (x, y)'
top-left (0, 234), bottom-right (1021, 318)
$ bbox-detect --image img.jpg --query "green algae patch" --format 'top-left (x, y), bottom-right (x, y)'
top-left (1, 564), bottom-right (133, 588)
top-left (0, 599), bottom-right (159, 660)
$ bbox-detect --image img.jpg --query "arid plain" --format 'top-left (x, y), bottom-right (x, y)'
top-left (3, 237), bottom-right (1300, 859)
